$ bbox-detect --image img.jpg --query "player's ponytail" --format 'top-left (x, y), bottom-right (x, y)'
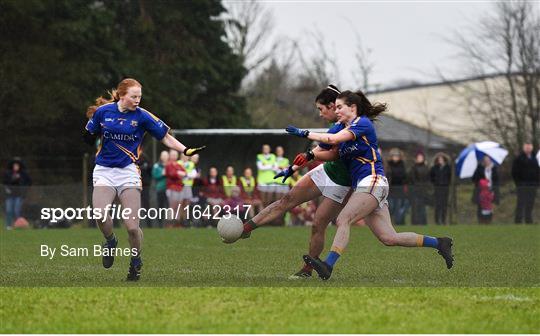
top-left (337, 90), bottom-right (387, 121)
top-left (86, 78), bottom-right (142, 118)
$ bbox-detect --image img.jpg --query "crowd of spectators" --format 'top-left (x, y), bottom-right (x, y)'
top-left (3, 142), bottom-right (539, 228)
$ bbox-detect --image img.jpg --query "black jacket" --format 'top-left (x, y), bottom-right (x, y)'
top-left (387, 160), bottom-right (407, 197)
top-left (3, 160), bottom-right (32, 197)
top-left (511, 152), bottom-right (540, 187)
top-left (430, 164), bottom-right (451, 187)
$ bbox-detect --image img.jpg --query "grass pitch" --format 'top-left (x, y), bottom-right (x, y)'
top-left (1, 225), bottom-right (539, 333)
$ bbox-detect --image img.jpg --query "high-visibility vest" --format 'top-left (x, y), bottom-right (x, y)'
top-left (257, 153), bottom-right (276, 185)
top-left (180, 161), bottom-right (195, 186)
top-left (274, 157), bottom-right (290, 185)
top-left (289, 174), bottom-right (302, 187)
top-left (240, 176), bottom-right (256, 196)
top-left (222, 175), bottom-right (237, 197)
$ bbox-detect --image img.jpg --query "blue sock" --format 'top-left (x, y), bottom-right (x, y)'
top-left (105, 233), bottom-right (117, 247)
top-left (325, 250), bottom-right (341, 268)
top-left (422, 236), bottom-right (439, 248)
top-left (130, 256), bottom-right (142, 267)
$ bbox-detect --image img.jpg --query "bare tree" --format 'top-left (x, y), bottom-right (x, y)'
top-left (296, 28), bottom-right (340, 90)
top-left (444, 1), bottom-right (540, 151)
top-left (353, 33), bottom-right (375, 92)
top-left (222, 0), bottom-right (279, 76)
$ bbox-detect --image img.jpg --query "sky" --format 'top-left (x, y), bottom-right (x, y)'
top-left (247, 1), bottom-right (496, 90)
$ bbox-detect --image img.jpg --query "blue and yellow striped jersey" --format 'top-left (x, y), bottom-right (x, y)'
top-left (85, 102), bottom-right (170, 168)
top-left (339, 116), bottom-right (385, 188)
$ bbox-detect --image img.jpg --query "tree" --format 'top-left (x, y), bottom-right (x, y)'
top-left (352, 33), bottom-right (375, 93)
top-left (444, 1), bottom-right (540, 151)
top-left (0, 0), bottom-right (249, 182)
top-left (222, 0), bottom-right (278, 83)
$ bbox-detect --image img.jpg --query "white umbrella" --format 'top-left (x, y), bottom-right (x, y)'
top-left (455, 141), bottom-right (508, 179)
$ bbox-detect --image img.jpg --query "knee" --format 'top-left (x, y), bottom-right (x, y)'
top-left (335, 216), bottom-right (352, 228)
top-left (378, 233), bottom-right (397, 246)
top-left (127, 228), bottom-right (140, 238)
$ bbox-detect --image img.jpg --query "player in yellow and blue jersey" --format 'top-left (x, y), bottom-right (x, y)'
top-left (286, 90), bottom-right (454, 280)
top-left (84, 78), bottom-right (205, 281)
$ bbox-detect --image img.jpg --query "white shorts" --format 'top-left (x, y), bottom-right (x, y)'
top-left (166, 189), bottom-right (184, 203)
top-left (93, 164), bottom-right (142, 195)
top-left (355, 174), bottom-right (389, 208)
top-left (306, 164), bottom-right (350, 204)
top-left (179, 186), bottom-right (193, 201)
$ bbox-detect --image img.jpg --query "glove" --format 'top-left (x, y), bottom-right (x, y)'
top-left (274, 165), bottom-right (294, 183)
top-left (293, 149), bottom-right (315, 166)
top-left (286, 125), bottom-right (310, 138)
top-left (183, 146), bottom-right (206, 156)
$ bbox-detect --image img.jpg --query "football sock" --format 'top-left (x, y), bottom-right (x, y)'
top-left (105, 233), bottom-right (117, 247)
top-left (243, 219), bottom-right (258, 233)
top-left (325, 247), bottom-right (342, 268)
top-left (130, 256), bottom-right (142, 267)
top-left (418, 235), bottom-right (439, 248)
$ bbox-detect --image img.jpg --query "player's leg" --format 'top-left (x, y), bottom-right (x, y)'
top-left (365, 204), bottom-right (454, 268)
top-left (92, 186), bottom-right (118, 268)
top-left (118, 188), bottom-right (143, 281)
top-left (290, 197), bottom-right (343, 278)
top-left (305, 191), bottom-right (378, 280)
top-left (241, 174), bottom-right (322, 237)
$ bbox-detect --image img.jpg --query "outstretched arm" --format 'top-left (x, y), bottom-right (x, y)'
top-left (161, 133), bottom-right (206, 156)
top-left (286, 125), bottom-right (354, 145)
top-left (162, 133), bottom-right (186, 153)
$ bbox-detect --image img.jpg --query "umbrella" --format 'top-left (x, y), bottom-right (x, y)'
top-left (456, 141), bottom-right (508, 179)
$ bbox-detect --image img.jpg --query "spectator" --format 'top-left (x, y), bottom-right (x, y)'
top-left (188, 154), bottom-right (202, 203)
top-left (222, 186), bottom-right (247, 218)
top-left (222, 166), bottom-right (237, 200)
top-left (273, 146), bottom-right (290, 197)
top-left (477, 178), bottom-right (494, 224)
top-left (256, 144), bottom-right (276, 207)
top-left (408, 151), bottom-right (430, 225)
top-left (151, 150), bottom-right (169, 228)
top-left (3, 158), bottom-right (31, 229)
top-left (201, 167), bottom-right (224, 219)
top-left (386, 148), bottom-right (408, 225)
top-left (272, 146), bottom-right (289, 226)
top-left (472, 156), bottom-right (500, 223)
top-left (511, 142), bottom-right (540, 224)
top-left (430, 153), bottom-right (452, 225)
top-left (238, 167), bottom-right (263, 218)
top-left (178, 153), bottom-right (197, 226)
top-left (165, 150), bottom-right (186, 227)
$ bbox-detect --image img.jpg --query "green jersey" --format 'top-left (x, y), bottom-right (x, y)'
top-left (323, 160), bottom-right (351, 187)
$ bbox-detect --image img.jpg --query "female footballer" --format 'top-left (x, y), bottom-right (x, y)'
top-left (239, 85), bottom-right (353, 279)
top-left (286, 90), bottom-right (454, 280)
top-left (84, 78), bottom-right (205, 281)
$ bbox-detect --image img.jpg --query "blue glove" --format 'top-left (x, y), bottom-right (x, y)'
top-left (286, 125), bottom-right (310, 138)
top-left (274, 165), bottom-right (294, 183)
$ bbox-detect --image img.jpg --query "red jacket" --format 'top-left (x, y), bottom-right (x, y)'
top-left (165, 161), bottom-right (185, 192)
top-left (201, 176), bottom-right (224, 199)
